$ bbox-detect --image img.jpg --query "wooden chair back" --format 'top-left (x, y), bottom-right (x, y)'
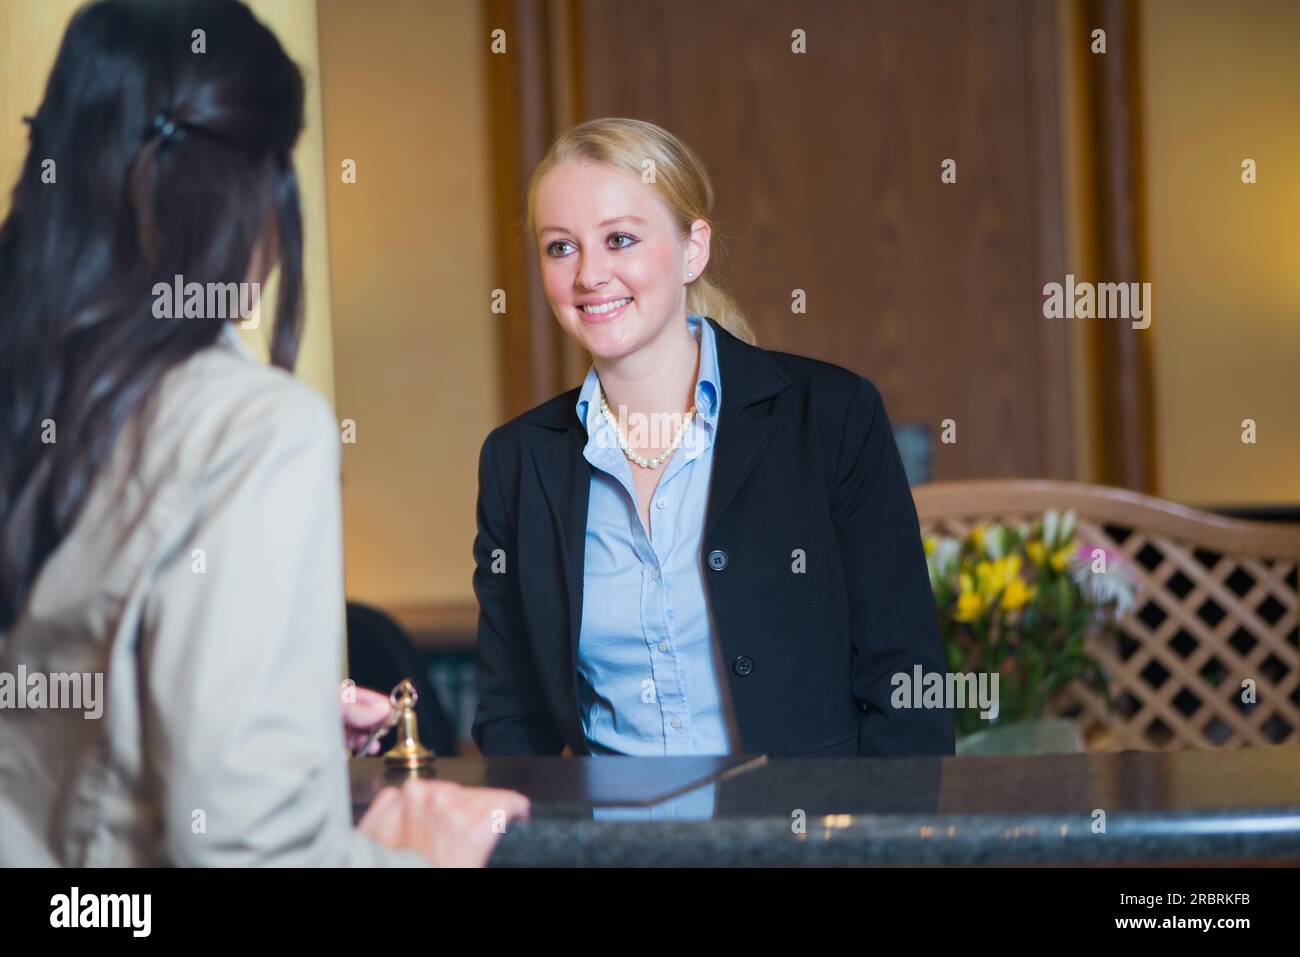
top-left (914, 480), bottom-right (1300, 750)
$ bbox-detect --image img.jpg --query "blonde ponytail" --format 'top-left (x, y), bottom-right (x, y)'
top-left (687, 276), bottom-right (755, 345)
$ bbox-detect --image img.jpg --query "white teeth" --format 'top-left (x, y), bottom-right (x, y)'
top-left (581, 298), bottom-right (631, 315)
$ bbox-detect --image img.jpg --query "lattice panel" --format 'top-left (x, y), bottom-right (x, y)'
top-left (921, 513), bottom-right (1300, 751)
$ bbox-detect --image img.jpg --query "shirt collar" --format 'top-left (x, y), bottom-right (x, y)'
top-left (575, 315), bottom-right (722, 433)
top-left (220, 321), bottom-right (256, 362)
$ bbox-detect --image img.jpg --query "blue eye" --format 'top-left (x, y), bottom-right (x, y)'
top-left (608, 232), bottom-right (638, 250)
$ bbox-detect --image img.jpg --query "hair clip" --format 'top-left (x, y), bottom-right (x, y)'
top-left (149, 112), bottom-right (186, 144)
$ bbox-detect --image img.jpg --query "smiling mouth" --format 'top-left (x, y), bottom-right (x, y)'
top-left (580, 297), bottom-right (632, 316)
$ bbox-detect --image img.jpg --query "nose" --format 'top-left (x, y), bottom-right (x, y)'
top-left (574, 245), bottom-right (613, 292)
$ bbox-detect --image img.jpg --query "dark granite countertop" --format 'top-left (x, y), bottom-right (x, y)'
top-left (350, 747), bottom-right (1300, 866)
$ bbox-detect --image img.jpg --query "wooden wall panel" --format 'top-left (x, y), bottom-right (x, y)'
top-left (565, 0), bottom-right (1072, 479)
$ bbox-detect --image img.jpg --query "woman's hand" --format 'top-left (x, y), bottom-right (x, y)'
top-left (340, 682), bottom-right (395, 755)
top-left (358, 779), bottom-right (531, 867)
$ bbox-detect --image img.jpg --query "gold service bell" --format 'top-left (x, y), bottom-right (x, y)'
top-left (381, 678), bottom-right (435, 769)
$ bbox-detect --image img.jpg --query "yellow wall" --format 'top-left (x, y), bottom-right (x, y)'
top-left (0, 0), bottom-right (337, 405)
top-left (317, 0), bottom-right (499, 609)
top-left (242, 0), bottom-right (336, 406)
top-left (1140, 0), bottom-right (1300, 506)
top-left (0, 0), bottom-right (88, 209)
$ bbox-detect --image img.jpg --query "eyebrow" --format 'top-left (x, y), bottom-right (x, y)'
top-left (539, 215), bottom-right (646, 236)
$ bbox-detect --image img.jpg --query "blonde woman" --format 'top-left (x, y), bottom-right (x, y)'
top-left (472, 118), bottom-right (953, 759)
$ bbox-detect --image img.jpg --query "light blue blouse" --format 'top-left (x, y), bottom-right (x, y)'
top-left (574, 315), bottom-right (736, 756)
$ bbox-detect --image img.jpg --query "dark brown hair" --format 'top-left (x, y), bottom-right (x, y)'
top-left (0, 0), bottom-right (307, 628)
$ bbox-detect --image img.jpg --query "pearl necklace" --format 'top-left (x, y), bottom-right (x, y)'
top-left (598, 388), bottom-right (697, 471)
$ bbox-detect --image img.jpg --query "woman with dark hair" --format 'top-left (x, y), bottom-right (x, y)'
top-left (0, 0), bottom-right (526, 867)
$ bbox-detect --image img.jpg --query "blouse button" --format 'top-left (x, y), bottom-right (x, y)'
top-left (706, 549), bottom-right (728, 571)
top-left (655, 498), bottom-right (667, 510)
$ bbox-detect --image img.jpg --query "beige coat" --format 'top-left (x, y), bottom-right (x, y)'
top-left (0, 327), bottom-right (424, 866)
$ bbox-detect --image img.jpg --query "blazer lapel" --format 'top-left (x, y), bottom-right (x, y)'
top-left (705, 318), bottom-right (792, 537)
top-left (530, 412), bottom-right (591, 745)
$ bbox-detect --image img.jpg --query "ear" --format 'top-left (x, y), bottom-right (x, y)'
top-left (685, 218), bottom-right (712, 280)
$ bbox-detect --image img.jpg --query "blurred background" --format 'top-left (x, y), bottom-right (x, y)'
top-left (2, 0), bottom-right (1296, 753)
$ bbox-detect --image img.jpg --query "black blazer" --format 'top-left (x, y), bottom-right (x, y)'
top-left (471, 319), bottom-right (954, 758)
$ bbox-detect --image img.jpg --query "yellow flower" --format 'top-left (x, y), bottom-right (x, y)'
top-left (1000, 577), bottom-right (1035, 611)
top-left (1049, 545), bottom-right (1073, 573)
top-left (954, 572), bottom-right (983, 622)
top-left (955, 592), bottom-right (983, 622)
top-left (970, 524), bottom-right (986, 556)
top-left (1026, 540), bottom-right (1045, 567)
top-left (976, 556), bottom-right (1020, 600)
top-left (923, 536), bottom-right (936, 557)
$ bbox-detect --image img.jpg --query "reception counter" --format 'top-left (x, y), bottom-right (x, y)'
top-left (350, 747), bottom-right (1300, 866)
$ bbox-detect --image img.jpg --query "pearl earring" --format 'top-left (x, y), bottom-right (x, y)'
top-left (686, 270), bottom-right (695, 279)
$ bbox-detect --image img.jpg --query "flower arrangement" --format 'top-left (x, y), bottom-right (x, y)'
top-left (924, 510), bottom-right (1138, 738)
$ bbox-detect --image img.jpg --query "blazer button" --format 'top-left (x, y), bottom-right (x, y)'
top-left (706, 549), bottom-right (728, 571)
top-left (732, 655), bottom-right (753, 677)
